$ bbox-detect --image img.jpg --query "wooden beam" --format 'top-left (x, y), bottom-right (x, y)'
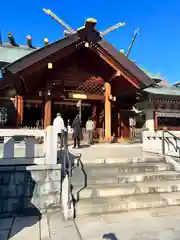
top-left (68, 92), bottom-right (104, 101)
top-left (109, 71), bottom-right (121, 82)
top-left (93, 46), bottom-right (140, 88)
top-left (87, 95), bottom-right (104, 101)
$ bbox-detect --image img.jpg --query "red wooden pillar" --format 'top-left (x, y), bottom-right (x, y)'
top-left (121, 112), bottom-right (130, 139)
top-left (44, 99), bottom-right (52, 128)
top-left (92, 104), bottom-right (97, 128)
top-left (92, 103), bottom-right (103, 139)
top-left (91, 104), bottom-right (97, 139)
top-left (115, 105), bottom-right (121, 138)
top-left (15, 95), bottom-right (24, 126)
top-left (154, 111), bottom-right (158, 130)
top-left (104, 82), bottom-right (111, 141)
top-left (99, 107), bottom-right (105, 140)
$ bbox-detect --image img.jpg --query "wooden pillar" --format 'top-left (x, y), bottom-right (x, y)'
top-left (99, 107), bottom-right (104, 140)
top-left (92, 104), bottom-right (97, 128)
top-left (44, 99), bottom-right (52, 129)
top-left (154, 111), bottom-right (158, 130)
top-left (117, 111), bottom-right (121, 138)
top-left (104, 82), bottom-right (111, 141)
top-left (115, 105), bottom-right (121, 138)
top-left (15, 95), bottom-right (24, 126)
top-left (19, 96), bottom-right (24, 125)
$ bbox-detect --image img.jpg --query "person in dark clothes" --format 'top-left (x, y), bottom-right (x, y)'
top-left (72, 114), bottom-right (81, 148)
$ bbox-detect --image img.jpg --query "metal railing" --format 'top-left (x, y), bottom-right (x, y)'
top-left (162, 130), bottom-right (180, 156)
top-left (60, 131), bottom-right (73, 210)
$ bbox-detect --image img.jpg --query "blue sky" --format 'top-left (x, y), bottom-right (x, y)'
top-left (0, 0), bottom-right (180, 83)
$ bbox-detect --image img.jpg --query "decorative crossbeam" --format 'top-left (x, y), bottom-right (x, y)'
top-left (42, 8), bottom-right (125, 38)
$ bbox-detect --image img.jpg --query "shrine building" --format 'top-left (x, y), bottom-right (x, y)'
top-left (0, 18), bottom-right (180, 141)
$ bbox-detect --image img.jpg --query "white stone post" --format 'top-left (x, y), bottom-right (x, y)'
top-left (25, 136), bottom-right (36, 163)
top-left (45, 126), bottom-right (57, 164)
top-left (145, 109), bottom-right (154, 131)
top-left (43, 133), bottom-right (47, 156)
top-left (3, 137), bottom-right (14, 159)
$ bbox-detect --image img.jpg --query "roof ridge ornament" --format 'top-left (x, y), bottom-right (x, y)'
top-left (85, 18), bottom-right (97, 23)
top-left (126, 28), bottom-right (139, 58)
top-left (42, 8), bottom-right (125, 38)
top-left (8, 32), bottom-right (17, 46)
top-left (44, 37), bottom-right (49, 46)
top-left (26, 35), bottom-right (33, 48)
top-left (42, 8), bottom-right (76, 34)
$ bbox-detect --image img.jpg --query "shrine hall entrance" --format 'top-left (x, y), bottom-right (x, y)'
top-left (53, 102), bottom-right (92, 128)
top-left (23, 104), bottom-right (43, 128)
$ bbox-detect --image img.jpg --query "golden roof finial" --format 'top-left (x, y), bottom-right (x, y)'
top-left (44, 37), bottom-right (49, 46)
top-left (120, 49), bottom-right (125, 54)
top-left (85, 18), bottom-right (97, 23)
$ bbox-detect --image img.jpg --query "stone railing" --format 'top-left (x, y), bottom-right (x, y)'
top-left (143, 131), bottom-right (180, 156)
top-left (0, 164), bottom-right (61, 217)
top-left (0, 126), bottom-right (57, 165)
top-left (0, 126), bottom-right (74, 220)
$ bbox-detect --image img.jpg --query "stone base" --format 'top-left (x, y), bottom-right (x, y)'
top-left (0, 164), bottom-right (61, 218)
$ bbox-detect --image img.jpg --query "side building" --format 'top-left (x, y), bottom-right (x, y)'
top-left (135, 85), bottom-right (180, 131)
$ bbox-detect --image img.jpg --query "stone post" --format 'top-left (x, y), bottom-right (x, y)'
top-left (45, 126), bottom-right (57, 164)
top-left (3, 137), bottom-right (14, 159)
top-left (25, 136), bottom-right (36, 163)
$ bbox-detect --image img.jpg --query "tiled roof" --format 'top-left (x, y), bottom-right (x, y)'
top-left (139, 66), bottom-right (169, 86)
top-left (2, 26), bottom-right (153, 88)
top-left (144, 86), bottom-right (180, 96)
top-left (0, 43), bottom-right (37, 63)
top-left (139, 66), bottom-right (164, 80)
top-left (0, 43), bottom-right (164, 86)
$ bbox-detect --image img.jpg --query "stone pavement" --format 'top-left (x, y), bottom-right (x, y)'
top-left (75, 206), bottom-right (180, 240)
top-left (0, 211), bottom-right (81, 240)
top-left (2, 207), bottom-right (180, 239)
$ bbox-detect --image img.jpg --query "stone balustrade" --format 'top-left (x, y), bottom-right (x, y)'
top-left (143, 131), bottom-right (180, 156)
top-left (0, 126), bottom-right (62, 217)
top-left (0, 126), bottom-right (58, 165)
top-left (0, 164), bottom-right (61, 217)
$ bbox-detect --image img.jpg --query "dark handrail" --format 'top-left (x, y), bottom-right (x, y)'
top-left (61, 131), bottom-right (73, 210)
top-left (162, 130), bottom-right (180, 156)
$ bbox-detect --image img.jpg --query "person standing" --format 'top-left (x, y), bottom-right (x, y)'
top-left (129, 116), bottom-right (136, 141)
top-left (53, 113), bottom-right (65, 148)
top-left (86, 117), bottom-right (94, 145)
top-left (72, 114), bottom-right (81, 148)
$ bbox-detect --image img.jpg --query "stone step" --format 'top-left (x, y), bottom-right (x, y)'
top-left (74, 180), bottom-right (180, 200)
top-left (83, 163), bottom-right (173, 176)
top-left (70, 144), bottom-right (143, 160)
top-left (75, 192), bottom-right (180, 216)
top-left (72, 171), bottom-right (180, 186)
top-left (80, 156), bottom-right (165, 165)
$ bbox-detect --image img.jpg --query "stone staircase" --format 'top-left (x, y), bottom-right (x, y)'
top-left (72, 155), bottom-right (180, 216)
